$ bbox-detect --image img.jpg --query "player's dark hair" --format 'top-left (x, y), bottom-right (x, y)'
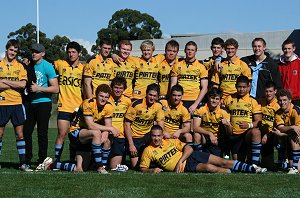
top-left (265, 81), bottom-right (276, 90)
top-left (236, 75), bottom-right (250, 85)
top-left (151, 125), bottom-right (163, 133)
top-left (211, 37), bottom-right (224, 48)
top-left (170, 84), bottom-right (184, 95)
top-left (185, 41), bottom-right (197, 51)
top-left (100, 39), bottom-right (112, 47)
top-left (66, 41), bottom-right (81, 53)
top-left (225, 38), bottom-right (239, 49)
top-left (208, 88), bottom-right (223, 98)
top-left (6, 39), bottom-right (20, 50)
top-left (276, 89), bottom-right (292, 100)
top-left (146, 83), bottom-right (160, 95)
top-left (95, 84), bottom-right (112, 96)
top-left (110, 76), bottom-right (127, 90)
top-left (165, 39), bottom-right (179, 51)
top-left (252, 38), bottom-right (266, 47)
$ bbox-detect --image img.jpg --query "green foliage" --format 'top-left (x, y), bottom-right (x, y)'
top-left (7, 23), bottom-right (89, 63)
top-left (93, 9), bottom-right (162, 52)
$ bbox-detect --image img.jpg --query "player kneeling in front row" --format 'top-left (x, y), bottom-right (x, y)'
top-left (140, 125), bottom-right (267, 174)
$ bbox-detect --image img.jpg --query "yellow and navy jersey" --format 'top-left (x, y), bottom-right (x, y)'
top-left (83, 54), bottom-right (115, 96)
top-left (114, 56), bottom-right (139, 98)
top-left (54, 60), bottom-right (84, 113)
top-left (259, 98), bottom-right (280, 133)
top-left (171, 59), bottom-right (208, 101)
top-left (0, 58), bottom-right (27, 105)
top-left (275, 103), bottom-right (300, 127)
top-left (202, 56), bottom-right (216, 71)
top-left (223, 93), bottom-right (262, 134)
top-left (140, 139), bottom-right (186, 172)
top-left (193, 104), bottom-right (230, 137)
top-left (211, 57), bottom-right (251, 98)
top-left (160, 99), bottom-right (190, 134)
top-left (132, 57), bottom-right (159, 99)
top-left (70, 98), bottom-right (114, 132)
top-left (108, 95), bottom-right (132, 138)
top-left (156, 54), bottom-right (178, 97)
top-left (125, 98), bottom-right (164, 138)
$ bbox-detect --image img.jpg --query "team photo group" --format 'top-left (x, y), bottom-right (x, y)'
top-left (0, 35), bottom-right (300, 175)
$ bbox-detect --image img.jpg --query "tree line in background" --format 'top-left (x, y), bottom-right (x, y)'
top-left (7, 9), bottom-right (162, 63)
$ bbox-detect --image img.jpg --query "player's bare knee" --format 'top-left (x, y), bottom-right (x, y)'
top-left (193, 133), bottom-right (201, 143)
top-left (183, 133), bottom-right (193, 142)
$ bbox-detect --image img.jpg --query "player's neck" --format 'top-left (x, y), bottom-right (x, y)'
top-left (255, 54), bottom-right (266, 63)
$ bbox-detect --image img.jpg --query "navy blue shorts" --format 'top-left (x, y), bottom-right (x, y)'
top-left (111, 138), bottom-right (126, 156)
top-left (184, 151), bottom-right (210, 172)
top-left (226, 133), bottom-right (247, 154)
top-left (68, 129), bottom-right (91, 152)
top-left (0, 104), bottom-right (25, 127)
top-left (182, 100), bottom-right (203, 118)
top-left (132, 133), bottom-right (151, 157)
top-left (57, 111), bottom-right (75, 121)
top-left (203, 135), bottom-right (222, 157)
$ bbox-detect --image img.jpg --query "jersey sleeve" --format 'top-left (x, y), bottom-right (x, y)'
top-left (182, 106), bottom-right (191, 123)
top-left (82, 99), bottom-right (94, 116)
top-left (241, 62), bottom-right (252, 80)
top-left (104, 103), bottom-right (114, 118)
top-left (275, 113), bottom-right (284, 127)
top-left (19, 64), bottom-right (28, 81)
top-left (252, 99), bottom-right (262, 114)
top-left (125, 105), bottom-right (136, 122)
top-left (83, 62), bottom-right (93, 77)
top-left (199, 63), bottom-right (208, 79)
top-left (155, 103), bottom-right (165, 122)
top-left (140, 147), bottom-right (153, 169)
top-left (174, 139), bottom-right (186, 151)
top-left (170, 64), bottom-right (179, 77)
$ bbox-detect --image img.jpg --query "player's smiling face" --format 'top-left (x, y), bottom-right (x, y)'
top-left (282, 43), bottom-right (296, 60)
top-left (151, 129), bottom-right (163, 146)
top-left (119, 44), bottom-right (132, 60)
top-left (141, 46), bottom-right (154, 61)
top-left (6, 46), bottom-right (18, 62)
top-left (225, 45), bottom-right (237, 59)
top-left (278, 96), bottom-right (291, 112)
top-left (112, 84), bottom-right (124, 97)
top-left (211, 44), bottom-right (223, 57)
top-left (96, 91), bottom-right (110, 106)
top-left (100, 44), bottom-right (112, 58)
top-left (208, 95), bottom-right (220, 108)
top-left (265, 87), bottom-right (276, 103)
top-left (67, 48), bottom-right (80, 63)
top-left (252, 41), bottom-right (265, 57)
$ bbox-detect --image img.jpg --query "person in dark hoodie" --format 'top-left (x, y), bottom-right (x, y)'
top-left (241, 38), bottom-right (282, 100)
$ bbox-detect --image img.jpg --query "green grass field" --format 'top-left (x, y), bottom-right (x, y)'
top-left (0, 128), bottom-right (299, 198)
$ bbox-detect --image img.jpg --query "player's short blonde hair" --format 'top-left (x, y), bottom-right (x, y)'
top-left (140, 40), bottom-right (155, 51)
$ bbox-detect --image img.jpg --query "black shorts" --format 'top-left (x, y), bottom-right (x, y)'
top-left (111, 138), bottom-right (126, 156)
top-left (226, 133), bottom-right (247, 154)
top-left (57, 111), bottom-right (75, 121)
top-left (68, 129), bottom-right (91, 152)
top-left (0, 104), bottom-right (25, 127)
top-left (132, 133), bottom-right (151, 157)
top-left (203, 135), bottom-right (222, 157)
top-left (182, 100), bottom-right (203, 118)
top-left (184, 151), bottom-right (210, 172)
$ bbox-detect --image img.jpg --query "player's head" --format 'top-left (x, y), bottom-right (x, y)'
top-left (140, 40), bottom-right (155, 61)
top-left (95, 84), bottom-right (112, 107)
top-left (169, 84), bottom-right (184, 106)
top-left (118, 40), bottom-right (132, 60)
top-left (150, 125), bottom-right (164, 146)
top-left (5, 39), bottom-right (20, 62)
top-left (66, 41), bottom-right (81, 62)
top-left (225, 38), bottom-right (238, 58)
top-left (281, 38), bottom-right (296, 59)
top-left (184, 41), bottom-right (197, 60)
top-left (146, 83), bottom-right (160, 105)
top-left (207, 88), bottom-right (222, 108)
top-left (165, 39), bottom-right (179, 62)
top-left (264, 81), bottom-right (277, 102)
top-left (110, 76), bottom-right (127, 97)
top-left (252, 38), bottom-right (266, 57)
top-left (211, 37), bottom-right (224, 57)
top-left (276, 89), bottom-right (292, 112)
top-left (99, 39), bottom-right (112, 58)
top-left (235, 75), bottom-right (250, 97)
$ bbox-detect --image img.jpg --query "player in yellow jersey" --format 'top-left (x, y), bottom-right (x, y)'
top-left (211, 38), bottom-right (251, 100)
top-left (140, 125), bottom-right (266, 173)
top-left (171, 41), bottom-right (208, 113)
top-left (83, 39), bottom-right (115, 98)
top-left (159, 84), bottom-right (192, 142)
top-left (124, 83), bottom-right (164, 169)
top-left (201, 37), bottom-right (224, 88)
top-left (68, 84), bottom-right (119, 173)
top-left (223, 76), bottom-right (262, 165)
top-left (193, 88), bottom-right (232, 157)
top-left (132, 40), bottom-right (159, 100)
top-left (156, 40), bottom-right (179, 99)
top-left (52, 41), bottom-right (84, 163)
top-left (113, 40), bottom-right (139, 98)
top-left (258, 81), bottom-right (280, 170)
top-left (0, 39), bottom-right (31, 171)
top-left (108, 77), bottom-right (131, 171)
top-left (273, 89), bottom-right (300, 174)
